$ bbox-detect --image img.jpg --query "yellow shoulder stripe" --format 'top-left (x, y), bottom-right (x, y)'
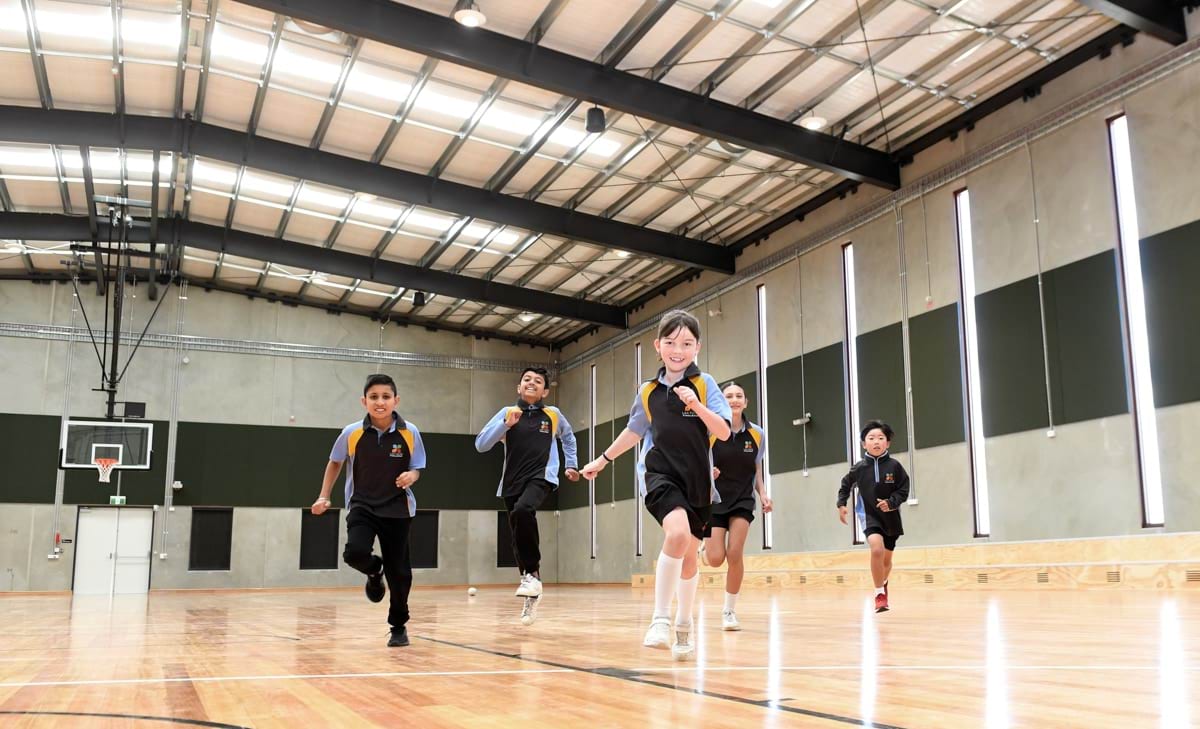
top-left (748, 425), bottom-right (763, 449)
top-left (639, 381), bottom-right (657, 424)
top-left (546, 408), bottom-right (560, 438)
top-left (347, 427), bottom-right (365, 460)
top-left (399, 427), bottom-right (414, 456)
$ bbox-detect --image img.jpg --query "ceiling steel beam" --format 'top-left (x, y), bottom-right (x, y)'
top-left (0, 212), bottom-right (627, 328)
top-left (236, 0), bottom-right (901, 189)
top-left (0, 106), bottom-right (734, 273)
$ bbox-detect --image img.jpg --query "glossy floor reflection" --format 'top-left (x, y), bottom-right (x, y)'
top-left (0, 586), bottom-right (1196, 727)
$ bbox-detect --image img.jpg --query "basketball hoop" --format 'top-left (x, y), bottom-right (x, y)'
top-left (94, 457), bottom-right (118, 483)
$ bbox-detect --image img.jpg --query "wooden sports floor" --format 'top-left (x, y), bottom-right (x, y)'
top-left (1, 585), bottom-right (1195, 727)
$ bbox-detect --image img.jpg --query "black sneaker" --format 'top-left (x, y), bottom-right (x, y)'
top-left (387, 626), bottom-right (409, 647)
top-left (365, 570), bottom-right (385, 603)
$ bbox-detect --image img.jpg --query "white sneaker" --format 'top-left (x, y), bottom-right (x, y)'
top-left (671, 623), bottom-right (695, 661)
top-left (722, 609), bottom-right (741, 631)
top-left (515, 574), bottom-right (543, 598)
top-left (642, 617), bottom-right (671, 649)
top-left (520, 596), bottom-right (539, 626)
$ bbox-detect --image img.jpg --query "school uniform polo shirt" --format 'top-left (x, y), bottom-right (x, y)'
top-left (330, 412), bottom-right (427, 518)
top-left (476, 399), bottom-right (577, 498)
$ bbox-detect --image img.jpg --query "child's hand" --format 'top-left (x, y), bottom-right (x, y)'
top-left (673, 386), bottom-right (699, 410)
top-left (396, 470), bottom-right (419, 489)
top-left (761, 496), bottom-right (773, 514)
top-left (580, 458), bottom-right (606, 480)
top-left (565, 468), bottom-right (581, 482)
top-left (504, 409), bottom-right (522, 428)
top-left (311, 497), bottom-right (331, 516)
top-left (838, 505), bottom-right (848, 524)
top-left (712, 466), bottom-right (721, 480)
top-left (876, 498), bottom-right (890, 512)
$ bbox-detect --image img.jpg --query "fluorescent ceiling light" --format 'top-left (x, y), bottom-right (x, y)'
top-left (211, 24), bottom-right (270, 67)
top-left (239, 172), bottom-right (295, 198)
top-left (296, 186), bottom-right (351, 210)
top-left (192, 160), bottom-right (239, 187)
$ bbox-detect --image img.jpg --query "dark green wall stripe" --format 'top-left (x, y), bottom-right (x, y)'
top-left (1043, 250), bottom-right (1129, 424)
top-left (855, 324), bottom-right (908, 453)
top-left (975, 276), bottom-right (1051, 436)
top-left (1142, 219), bottom-right (1200, 407)
top-left (910, 303), bottom-right (966, 448)
top-left (766, 342), bottom-right (848, 472)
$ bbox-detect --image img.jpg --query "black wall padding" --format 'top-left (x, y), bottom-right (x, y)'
top-left (410, 510), bottom-right (438, 569)
top-left (189, 507), bottom-right (233, 571)
top-left (909, 303), bottom-right (966, 448)
top-left (766, 342), bottom-right (848, 471)
top-left (172, 423), bottom-right (505, 510)
top-left (299, 508), bottom-right (339, 570)
top-left (496, 510), bottom-right (517, 568)
top-left (1042, 250), bottom-right (1129, 424)
top-left (974, 276), bottom-right (1050, 436)
top-left (855, 323), bottom-right (908, 453)
top-left (1141, 219), bottom-right (1200, 407)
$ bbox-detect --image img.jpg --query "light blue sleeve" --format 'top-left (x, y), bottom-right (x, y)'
top-left (329, 425), bottom-right (352, 463)
top-left (475, 408), bottom-right (509, 452)
top-left (627, 388), bottom-right (650, 436)
top-left (407, 422), bottom-right (427, 470)
top-left (754, 424), bottom-right (767, 465)
top-left (555, 408), bottom-right (578, 469)
top-left (704, 373), bottom-right (732, 426)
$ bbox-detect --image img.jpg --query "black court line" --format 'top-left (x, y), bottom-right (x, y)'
top-left (0, 710), bottom-right (249, 728)
top-left (417, 635), bottom-right (909, 729)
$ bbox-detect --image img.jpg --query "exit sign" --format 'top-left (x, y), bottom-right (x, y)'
top-left (109, 495), bottom-right (127, 505)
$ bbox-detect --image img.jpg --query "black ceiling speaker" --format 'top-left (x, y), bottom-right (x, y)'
top-left (586, 106), bottom-right (606, 134)
top-left (413, 291), bottom-right (426, 307)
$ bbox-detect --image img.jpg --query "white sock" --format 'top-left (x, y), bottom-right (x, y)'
top-left (875, 586), bottom-right (885, 596)
top-left (724, 591), bottom-right (738, 612)
top-left (654, 552), bottom-right (683, 620)
top-left (675, 573), bottom-right (699, 627)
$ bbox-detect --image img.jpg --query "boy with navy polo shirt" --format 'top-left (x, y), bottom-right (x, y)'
top-left (476, 366), bottom-right (579, 624)
top-left (312, 374), bottom-right (426, 646)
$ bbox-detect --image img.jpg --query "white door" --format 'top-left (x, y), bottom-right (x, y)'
top-left (73, 507), bottom-right (153, 595)
top-left (113, 509), bottom-right (153, 594)
top-left (73, 507), bottom-right (118, 595)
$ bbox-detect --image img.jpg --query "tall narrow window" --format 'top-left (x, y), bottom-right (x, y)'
top-left (1108, 115), bottom-right (1164, 527)
top-left (841, 243), bottom-right (865, 544)
top-left (589, 363), bottom-right (598, 558)
top-left (755, 284), bottom-right (773, 549)
top-left (954, 189), bottom-right (992, 537)
top-left (633, 342), bottom-right (644, 557)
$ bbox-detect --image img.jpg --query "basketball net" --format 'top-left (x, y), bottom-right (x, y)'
top-left (94, 457), bottom-right (118, 483)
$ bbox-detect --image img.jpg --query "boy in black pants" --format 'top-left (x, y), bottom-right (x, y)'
top-left (476, 367), bottom-right (579, 625)
top-left (837, 420), bottom-right (909, 613)
top-left (312, 374), bottom-right (426, 646)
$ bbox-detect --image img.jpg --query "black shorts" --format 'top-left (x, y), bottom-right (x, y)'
top-left (708, 508), bottom-right (755, 532)
top-left (864, 527), bottom-right (898, 551)
top-left (644, 473), bottom-right (710, 541)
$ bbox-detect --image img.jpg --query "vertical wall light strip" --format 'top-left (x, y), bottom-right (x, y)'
top-left (842, 243), bottom-right (865, 544)
top-left (634, 342), bottom-right (644, 556)
top-left (954, 189), bottom-right (992, 537)
top-left (589, 363), bottom-right (597, 558)
top-left (894, 202), bottom-right (919, 503)
top-left (755, 284), bottom-right (773, 550)
top-left (1108, 114), bottom-right (1164, 527)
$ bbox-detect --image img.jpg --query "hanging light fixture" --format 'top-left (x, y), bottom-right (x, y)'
top-left (799, 112), bottom-right (828, 131)
top-left (586, 106), bottom-right (607, 134)
top-left (413, 291), bottom-right (426, 307)
top-left (454, 1), bottom-right (487, 27)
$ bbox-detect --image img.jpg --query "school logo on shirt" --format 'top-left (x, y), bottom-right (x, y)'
top-left (539, 420), bottom-right (551, 434)
top-left (885, 473), bottom-right (894, 483)
top-left (743, 440), bottom-right (755, 453)
top-left (389, 443), bottom-right (406, 458)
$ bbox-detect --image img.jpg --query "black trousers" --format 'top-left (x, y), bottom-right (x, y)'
top-left (343, 508), bottom-right (412, 627)
top-left (503, 479), bottom-right (550, 576)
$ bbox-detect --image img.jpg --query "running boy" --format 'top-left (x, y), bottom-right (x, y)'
top-left (312, 373), bottom-right (426, 646)
top-left (476, 366), bottom-right (579, 625)
top-left (837, 419), bottom-right (909, 613)
top-left (581, 309), bottom-right (731, 661)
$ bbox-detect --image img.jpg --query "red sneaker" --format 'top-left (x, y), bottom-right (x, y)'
top-left (874, 592), bottom-right (889, 613)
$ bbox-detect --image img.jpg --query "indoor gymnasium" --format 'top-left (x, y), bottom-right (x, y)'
top-left (0, 0), bottom-right (1198, 726)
